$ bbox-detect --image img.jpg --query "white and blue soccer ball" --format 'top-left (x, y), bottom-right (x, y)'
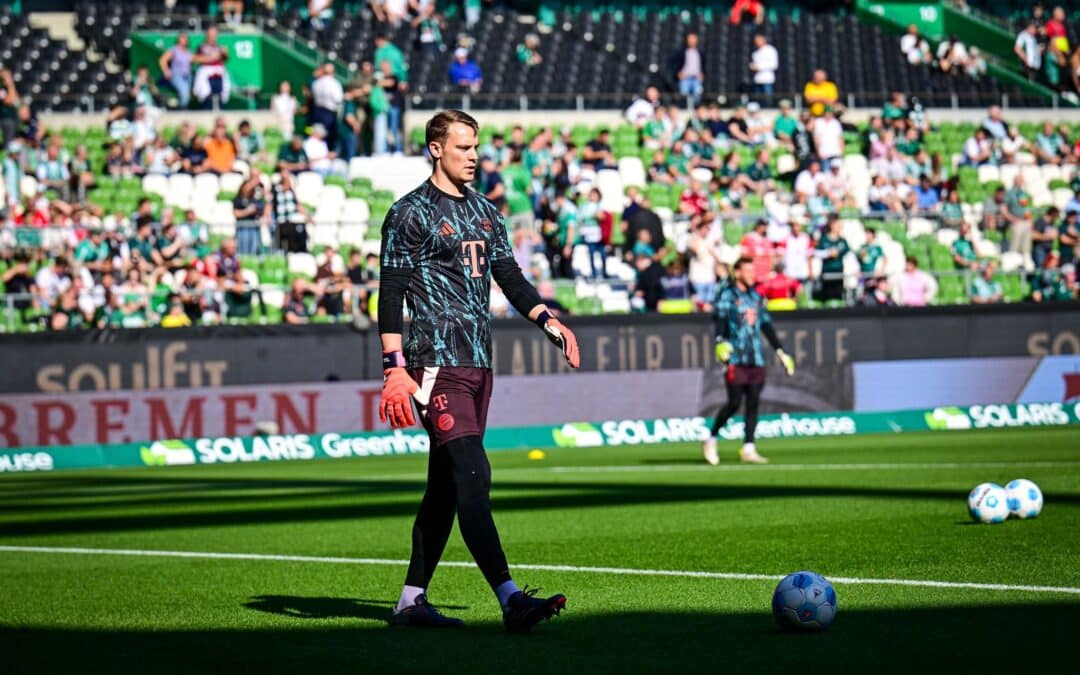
top-left (967, 482), bottom-right (1009, 524)
top-left (1005, 479), bottom-right (1043, 519)
top-left (772, 571), bottom-right (837, 631)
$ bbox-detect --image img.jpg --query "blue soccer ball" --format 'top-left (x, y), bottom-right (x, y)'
top-left (1005, 478), bottom-right (1043, 519)
top-left (772, 571), bottom-right (837, 631)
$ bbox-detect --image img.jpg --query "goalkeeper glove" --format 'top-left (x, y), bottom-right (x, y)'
top-left (379, 352), bottom-right (419, 428)
top-left (541, 314), bottom-right (581, 369)
top-left (776, 349), bottom-right (795, 377)
top-left (714, 340), bottom-right (733, 363)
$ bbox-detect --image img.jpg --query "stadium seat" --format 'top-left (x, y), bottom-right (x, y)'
top-left (294, 171), bottom-right (324, 206)
top-left (142, 174), bottom-right (169, 198)
top-left (617, 157), bottom-right (646, 188)
top-left (977, 165), bottom-right (1000, 184)
top-left (19, 175), bottom-right (37, 198)
top-left (286, 252), bottom-right (317, 279)
top-left (194, 173), bottom-right (221, 197)
top-left (342, 197), bottom-right (371, 225)
top-left (999, 251), bottom-right (1025, 272)
top-left (219, 172), bottom-right (244, 195)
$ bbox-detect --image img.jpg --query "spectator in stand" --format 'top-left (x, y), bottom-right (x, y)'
top-left (794, 160), bottom-right (824, 200)
top-left (309, 1), bottom-right (336, 30)
top-left (749, 33), bottom-right (778, 96)
top-left (550, 190), bottom-right (576, 279)
top-left (970, 260), bottom-right (1003, 304)
top-left (914, 174), bottom-right (940, 212)
top-left (232, 170), bottom-right (268, 256)
top-left (271, 81), bottom-right (298, 141)
top-left (477, 155), bottom-right (506, 213)
top-left (2, 254), bottom-right (37, 316)
top-left (1031, 251), bottom-right (1074, 301)
top-left (860, 276), bottom-right (894, 306)
top-left (936, 35), bottom-right (970, 76)
top-left (311, 63), bottom-right (344, 151)
top-left (284, 278), bottom-right (311, 323)
top-left (181, 135), bottom-right (213, 175)
top-left (961, 128), bottom-right (993, 167)
top-left (660, 258), bottom-right (692, 302)
top-left (374, 59), bottom-right (402, 154)
top-left (741, 219), bottom-right (773, 280)
top-left (220, 0), bottom-right (244, 27)
top-left (803, 69), bottom-right (839, 117)
top-left (892, 256), bottom-right (937, 307)
top-left (413, 5), bottom-right (445, 55)
top-left (940, 189), bottom-right (964, 229)
top-left (314, 245), bottom-right (347, 317)
top-left (982, 105), bottom-right (1009, 142)
top-left (815, 215), bottom-right (849, 302)
top-left (625, 86), bottom-right (662, 127)
top-left (773, 99), bottom-right (798, 151)
top-left (159, 32), bottom-right (194, 109)
top-left (192, 25), bottom-right (230, 110)
top-left (783, 218), bottom-right (812, 283)
top-left (999, 126), bottom-right (1028, 164)
top-left (583, 128), bottom-right (616, 171)
top-left (982, 185), bottom-right (1009, 243)
top-left (900, 24), bottom-right (931, 65)
top-left (235, 119), bottom-right (263, 164)
top-left (277, 134), bottom-right (309, 173)
top-left (302, 123), bottom-right (337, 177)
top-left (1015, 22), bottom-right (1042, 80)
top-left (730, 0), bottom-right (765, 25)
top-left (857, 227), bottom-right (884, 279)
top-left (757, 260), bottom-right (801, 309)
top-left (687, 214), bottom-right (722, 305)
top-left (812, 106), bottom-right (844, 168)
top-left (205, 120), bottom-right (237, 174)
top-left (272, 171), bottom-right (310, 253)
top-left (1032, 206), bottom-right (1060, 269)
top-left (36, 257), bottom-right (72, 309)
top-left (1034, 121), bottom-right (1069, 165)
top-left (0, 68), bottom-right (18, 148)
top-left (952, 221), bottom-right (979, 270)
top-left (516, 33), bottom-right (543, 67)
top-left (967, 47), bottom-right (988, 79)
top-left (670, 32), bottom-right (704, 104)
top-left (633, 251), bottom-right (665, 312)
top-left (448, 47), bottom-right (483, 93)
top-left (1004, 175), bottom-right (1034, 262)
top-left (1060, 210), bottom-right (1080, 266)
top-left (36, 143), bottom-right (70, 201)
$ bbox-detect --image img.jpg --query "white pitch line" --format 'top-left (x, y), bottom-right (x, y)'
top-left (548, 460), bottom-right (1080, 474)
top-left (1, 545), bottom-right (1077, 596)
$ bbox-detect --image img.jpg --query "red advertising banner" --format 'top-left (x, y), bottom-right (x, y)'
top-left (0, 381), bottom-right (385, 448)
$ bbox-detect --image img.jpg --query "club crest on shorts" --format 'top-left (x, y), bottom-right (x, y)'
top-left (437, 413), bottom-right (455, 432)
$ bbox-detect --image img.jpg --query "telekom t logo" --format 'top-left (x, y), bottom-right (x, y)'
top-left (461, 240), bottom-right (487, 278)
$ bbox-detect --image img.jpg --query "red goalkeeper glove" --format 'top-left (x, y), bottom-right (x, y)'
top-left (541, 315), bottom-right (581, 369)
top-left (379, 354), bottom-right (418, 428)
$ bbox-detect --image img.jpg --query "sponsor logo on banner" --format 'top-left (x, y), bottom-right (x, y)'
top-left (140, 440), bottom-right (197, 466)
top-left (925, 407), bottom-right (973, 431)
top-left (552, 423), bottom-right (604, 448)
top-left (967, 403), bottom-right (1070, 428)
top-left (0, 451), bottom-right (54, 473)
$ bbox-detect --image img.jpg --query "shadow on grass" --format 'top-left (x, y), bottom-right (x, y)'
top-left (242, 596), bottom-right (469, 621)
top-left (3, 603), bottom-right (1074, 674)
top-left (2, 471), bottom-right (1078, 537)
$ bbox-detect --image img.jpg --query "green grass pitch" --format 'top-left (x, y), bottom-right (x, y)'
top-left (1, 427), bottom-right (1077, 674)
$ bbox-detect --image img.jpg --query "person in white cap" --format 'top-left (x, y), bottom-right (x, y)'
top-left (302, 123), bottom-right (336, 177)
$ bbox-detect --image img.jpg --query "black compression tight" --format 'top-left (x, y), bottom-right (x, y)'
top-left (709, 381), bottom-right (764, 443)
top-left (404, 435), bottom-right (512, 590)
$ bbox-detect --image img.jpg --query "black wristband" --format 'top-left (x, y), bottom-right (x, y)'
top-left (533, 309), bottom-right (553, 329)
top-left (382, 351), bottom-right (406, 370)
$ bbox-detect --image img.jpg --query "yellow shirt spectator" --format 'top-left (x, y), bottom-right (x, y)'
top-left (804, 70), bottom-right (838, 117)
top-left (161, 311), bottom-right (192, 328)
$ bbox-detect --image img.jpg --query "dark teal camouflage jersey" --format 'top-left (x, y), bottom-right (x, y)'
top-left (381, 180), bottom-right (514, 368)
top-left (712, 282), bottom-right (773, 367)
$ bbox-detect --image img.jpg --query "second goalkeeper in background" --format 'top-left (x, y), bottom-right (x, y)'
top-left (703, 257), bottom-right (795, 465)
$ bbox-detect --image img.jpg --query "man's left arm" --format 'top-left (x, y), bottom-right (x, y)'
top-left (760, 305), bottom-right (795, 376)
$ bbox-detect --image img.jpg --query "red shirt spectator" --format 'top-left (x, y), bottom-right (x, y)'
top-left (730, 0), bottom-right (765, 25)
top-left (757, 267), bottom-right (801, 300)
top-left (740, 220), bottom-right (774, 279)
top-left (679, 182), bottom-right (709, 217)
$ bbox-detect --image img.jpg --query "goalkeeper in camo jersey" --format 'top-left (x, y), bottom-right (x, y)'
top-left (378, 110), bottom-right (580, 632)
top-left (703, 256), bottom-right (795, 465)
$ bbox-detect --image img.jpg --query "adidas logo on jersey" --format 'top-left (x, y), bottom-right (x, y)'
top-left (439, 222), bottom-right (457, 236)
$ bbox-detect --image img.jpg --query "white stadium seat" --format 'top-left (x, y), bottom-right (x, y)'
top-left (294, 171), bottom-right (324, 206)
top-left (193, 173), bottom-right (220, 197)
top-left (342, 198), bottom-right (371, 225)
top-left (977, 165), bottom-right (1000, 184)
top-left (287, 252), bottom-right (318, 279)
top-left (142, 174), bottom-right (169, 198)
top-left (617, 157), bottom-right (646, 188)
top-left (219, 172), bottom-right (244, 194)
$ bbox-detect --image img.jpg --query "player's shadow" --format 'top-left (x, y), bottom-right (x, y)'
top-left (243, 595), bottom-right (396, 622)
top-left (243, 595), bottom-right (470, 622)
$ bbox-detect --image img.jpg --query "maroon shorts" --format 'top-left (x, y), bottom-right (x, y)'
top-left (726, 365), bottom-right (767, 386)
top-left (409, 367), bottom-right (494, 446)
